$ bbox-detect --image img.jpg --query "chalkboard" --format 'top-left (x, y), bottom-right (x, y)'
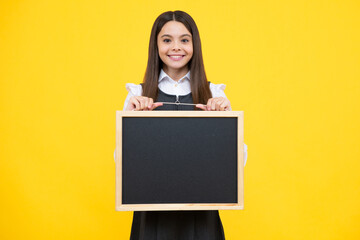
top-left (115, 111), bottom-right (244, 211)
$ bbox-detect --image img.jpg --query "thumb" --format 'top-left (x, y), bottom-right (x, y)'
top-left (195, 104), bottom-right (207, 111)
top-left (150, 102), bottom-right (163, 110)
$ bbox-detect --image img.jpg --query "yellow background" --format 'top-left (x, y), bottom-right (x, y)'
top-left (1, 0), bottom-right (359, 239)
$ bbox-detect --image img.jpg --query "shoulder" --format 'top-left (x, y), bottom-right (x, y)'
top-left (209, 82), bottom-right (227, 98)
top-left (125, 83), bottom-right (143, 96)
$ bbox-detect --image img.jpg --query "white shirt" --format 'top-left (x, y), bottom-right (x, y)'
top-left (123, 69), bottom-right (230, 110)
top-left (117, 69), bottom-right (248, 165)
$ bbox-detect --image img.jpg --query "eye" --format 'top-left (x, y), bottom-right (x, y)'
top-left (163, 39), bottom-right (171, 43)
top-left (182, 39), bottom-right (189, 43)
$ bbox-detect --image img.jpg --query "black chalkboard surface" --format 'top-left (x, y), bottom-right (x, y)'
top-left (115, 111), bottom-right (244, 211)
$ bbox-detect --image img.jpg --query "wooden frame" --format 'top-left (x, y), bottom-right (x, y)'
top-left (115, 111), bottom-right (244, 211)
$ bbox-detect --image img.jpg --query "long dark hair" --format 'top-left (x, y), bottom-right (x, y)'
top-left (142, 10), bottom-right (212, 105)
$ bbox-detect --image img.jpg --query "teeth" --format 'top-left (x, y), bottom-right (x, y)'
top-left (170, 55), bottom-right (183, 59)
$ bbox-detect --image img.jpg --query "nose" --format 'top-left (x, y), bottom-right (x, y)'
top-left (172, 40), bottom-right (181, 51)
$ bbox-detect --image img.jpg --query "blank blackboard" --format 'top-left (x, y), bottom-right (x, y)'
top-left (115, 111), bottom-right (244, 211)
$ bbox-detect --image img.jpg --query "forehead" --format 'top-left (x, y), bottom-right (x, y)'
top-left (158, 21), bottom-right (192, 37)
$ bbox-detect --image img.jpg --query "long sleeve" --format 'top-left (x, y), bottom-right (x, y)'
top-left (122, 83), bottom-right (143, 110)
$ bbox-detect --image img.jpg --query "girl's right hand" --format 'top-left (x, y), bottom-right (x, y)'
top-left (125, 96), bottom-right (163, 111)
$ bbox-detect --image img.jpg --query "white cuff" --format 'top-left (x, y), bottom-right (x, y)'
top-left (209, 83), bottom-right (227, 98)
top-left (125, 83), bottom-right (142, 96)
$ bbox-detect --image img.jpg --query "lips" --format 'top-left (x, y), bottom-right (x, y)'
top-left (168, 55), bottom-right (185, 61)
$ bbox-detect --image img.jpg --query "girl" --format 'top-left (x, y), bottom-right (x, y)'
top-left (121, 10), bottom-right (247, 240)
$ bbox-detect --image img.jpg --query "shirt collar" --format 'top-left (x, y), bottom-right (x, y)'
top-left (158, 69), bottom-right (191, 83)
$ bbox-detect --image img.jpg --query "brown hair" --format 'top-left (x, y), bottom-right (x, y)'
top-left (142, 10), bottom-right (212, 105)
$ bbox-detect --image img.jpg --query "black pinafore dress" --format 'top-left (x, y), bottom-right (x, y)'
top-left (129, 89), bottom-right (225, 240)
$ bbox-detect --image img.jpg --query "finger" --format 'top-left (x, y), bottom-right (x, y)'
top-left (150, 102), bottom-right (163, 110)
top-left (195, 104), bottom-right (207, 110)
top-left (217, 98), bottom-right (226, 111)
top-left (141, 97), bottom-right (149, 110)
top-left (206, 99), bottom-right (213, 111)
top-left (221, 99), bottom-right (230, 111)
top-left (211, 98), bottom-right (220, 111)
top-left (144, 97), bottom-right (149, 110)
top-left (224, 102), bottom-right (231, 111)
top-left (219, 101), bottom-right (226, 111)
top-left (131, 97), bottom-right (140, 111)
top-left (148, 98), bottom-right (154, 109)
top-left (139, 97), bottom-right (146, 110)
top-left (133, 97), bottom-right (142, 110)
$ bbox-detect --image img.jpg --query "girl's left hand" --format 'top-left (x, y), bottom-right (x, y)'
top-left (196, 97), bottom-right (231, 111)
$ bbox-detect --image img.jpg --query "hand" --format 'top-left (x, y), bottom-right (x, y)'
top-left (195, 97), bottom-right (231, 111)
top-left (125, 96), bottom-right (163, 111)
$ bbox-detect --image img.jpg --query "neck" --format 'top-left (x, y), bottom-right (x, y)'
top-left (163, 66), bottom-right (189, 82)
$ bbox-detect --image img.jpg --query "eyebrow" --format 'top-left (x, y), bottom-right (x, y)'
top-left (160, 34), bottom-right (192, 38)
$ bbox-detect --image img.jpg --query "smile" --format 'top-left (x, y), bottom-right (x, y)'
top-left (168, 55), bottom-right (185, 61)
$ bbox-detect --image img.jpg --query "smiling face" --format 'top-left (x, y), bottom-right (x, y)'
top-left (157, 21), bottom-right (193, 79)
